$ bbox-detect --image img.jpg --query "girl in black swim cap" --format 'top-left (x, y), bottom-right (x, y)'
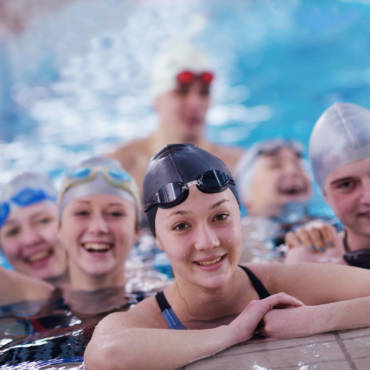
top-left (86, 144), bottom-right (370, 370)
top-left (143, 143), bottom-right (240, 235)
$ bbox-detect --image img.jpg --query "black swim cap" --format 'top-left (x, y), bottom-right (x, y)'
top-left (143, 143), bottom-right (240, 235)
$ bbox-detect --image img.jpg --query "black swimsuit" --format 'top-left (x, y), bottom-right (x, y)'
top-left (155, 265), bottom-right (270, 330)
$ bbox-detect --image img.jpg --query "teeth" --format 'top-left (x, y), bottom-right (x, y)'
top-left (197, 256), bottom-right (222, 266)
top-left (84, 243), bottom-right (111, 252)
top-left (28, 250), bottom-right (50, 263)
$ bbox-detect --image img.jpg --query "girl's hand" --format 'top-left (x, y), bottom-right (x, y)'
top-left (285, 221), bottom-right (337, 253)
top-left (228, 292), bottom-right (303, 344)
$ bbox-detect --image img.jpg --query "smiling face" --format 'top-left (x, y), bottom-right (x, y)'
top-left (0, 201), bottom-right (67, 280)
top-left (244, 147), bottom-right (311, 217)
top-left (154, 80), bottom-right (211, 142)
top-left (58, 194), bottom-right (138, 285)
top-left (155, 186), bottom-right (242, 291)
top-left (324, 156), bottom-right (370, 239)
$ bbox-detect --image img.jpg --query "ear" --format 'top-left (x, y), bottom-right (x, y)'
top-left (133, 227), bottom-right (140, 246)
top-left (156, 236), bottom-right (164, 251)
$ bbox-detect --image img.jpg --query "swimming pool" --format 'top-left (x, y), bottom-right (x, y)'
top-left (1, 0), bottom-right (370, 368)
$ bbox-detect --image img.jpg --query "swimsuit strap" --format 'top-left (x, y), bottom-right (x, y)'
top-left (155, 266), bottom-right (270, 330)
top-left (239, 265), bottom-right (270, 299)
top-left (155, 292), bottom-right (186, 330)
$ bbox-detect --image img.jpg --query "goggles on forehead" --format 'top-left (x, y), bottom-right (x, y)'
top-left (176, 70), bottom-right (214, 86)
top-left (144, 169), bottom-right (234, 212)
top-left (0, 188), bottom-right (56, 228)
top-left (62, 166), bottom-right (134, 195)
top-left (256, 140), bottom-right (304, 157)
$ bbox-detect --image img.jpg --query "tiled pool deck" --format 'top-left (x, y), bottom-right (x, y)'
top-left (184, 327), bottom-right (370, 369)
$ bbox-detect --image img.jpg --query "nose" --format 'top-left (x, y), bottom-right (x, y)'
top-left (284, 160), bottom-right (303, 175)
top-left (87, 213), bottom-right (109, 234)
top-left (20, 224), bottom-right (41, 248)
top-left (184, 87), bottom-right (209, 111)
top-left (193, 222), bottom-right (220, 251)
top-left (360, 178), bottom-right (370, 204)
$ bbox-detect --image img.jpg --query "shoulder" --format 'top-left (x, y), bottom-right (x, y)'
top-left (106, 137), bottom-right (151, 163)
top-left (95, 295), bottom-right (165, 335)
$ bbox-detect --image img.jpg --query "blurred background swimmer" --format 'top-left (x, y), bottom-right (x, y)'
top-left (107, 39), bottom-right (243, 194)
top-left (234, 138), bottom-right (313, 262)
top-left (0, 156), bottom-right (162, 365)
top-left (0, 172), bottom-right (69, 288)
top-left (285, 102), bottom-right (370, 269)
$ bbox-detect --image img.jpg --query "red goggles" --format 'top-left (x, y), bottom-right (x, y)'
top-left (176, 70), bottom-right (214, 85)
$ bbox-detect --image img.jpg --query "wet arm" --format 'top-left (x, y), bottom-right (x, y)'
top-left (262, 296), bottom-right (370, 339)
top-left (84, 293), bottom-right (302, 370)
top-left (0, 266), bottom-right (53, 305)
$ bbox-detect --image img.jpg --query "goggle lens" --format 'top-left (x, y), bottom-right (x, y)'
top-left (145, 170), bottom-right (234, 212)
top-left (176, 70), bottom-right (214, 86)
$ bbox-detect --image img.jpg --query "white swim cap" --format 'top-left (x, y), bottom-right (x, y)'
top-left (309, 102), bottom-right (370, 190)
top-left (150, 40), bottom-right (213, 99)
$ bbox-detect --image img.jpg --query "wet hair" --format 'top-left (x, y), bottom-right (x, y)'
top-left (309, 102), bottom-right (370, 190)
top-left (143, 144), bottom-right (240, 235)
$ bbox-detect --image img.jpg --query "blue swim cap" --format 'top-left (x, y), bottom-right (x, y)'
top-left (143, 144), bottom-right (240, 235)
top-left (0, 172), bottom-right (57, 229)
top-left (309, 102), bottom-right (370, 190)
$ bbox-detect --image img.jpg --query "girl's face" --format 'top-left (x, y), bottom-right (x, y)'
top-left (0, 201), bottom-right (67, 280)
top-left (324, 156), bottom-right (370, 238)
top-left (58, 194), bottom-right (138, 279)
top-left (155, 186), bottom-right (242, 290)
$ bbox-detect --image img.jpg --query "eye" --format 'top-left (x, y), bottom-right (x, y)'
top-left (175, 85), bottom-right (190, 96)
top-left (37, 217), bottom-right (52, 224)
top-left (109, 211), bottom-right (124, 218)
top-left (172, 222), bottom-right (190, 232)
top-left (336, 179), bottom-right (355, 191)
top-left (199, 85), bottom-right (210, 96)
top-left (5, 227), bottom-right (20, 237)
top-left (75, 210), bottom-right (89, 217)
top-left (213, 213), bottom-right (229, 223)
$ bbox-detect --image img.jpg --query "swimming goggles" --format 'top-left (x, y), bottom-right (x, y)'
top-left (61, 166), bottom-right (134, 195)
top-left (0, 188), bottom-right (56, 228)
top-left (255, 139), bottom-right (304, 157)
top-left (342, 230), bottom-right (370, 269)
top-left (144, 169), bottom-right (235, 212)
top-left (176, 70), bottom-right (214, 86)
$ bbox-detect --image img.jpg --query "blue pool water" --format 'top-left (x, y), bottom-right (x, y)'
top-left (1, 0), bottom-right (370, 368)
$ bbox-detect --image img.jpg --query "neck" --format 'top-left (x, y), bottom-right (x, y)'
top-left (151, 124), bottom-right (208, 154)
top-left (69, 265), bottom-right (126, 292)
top-left (45, 269), bottom-right (70, 290)
top-left (168, 267), bottom-right (248, 322)
top-left (67, 285), bottom-right (129, 316)
top-left (344, 229), bottom-right (370, 252)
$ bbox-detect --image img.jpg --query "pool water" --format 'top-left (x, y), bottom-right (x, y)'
top-left (1, 0), bottom-right (370, 368)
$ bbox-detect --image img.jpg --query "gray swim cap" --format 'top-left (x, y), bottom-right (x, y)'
top-left (309, 102), bottom-right (370, 190)
top-left (0, 172), bottom-right (57, 229)
top-left (235, 138), bottom-right (304, 202)
top-left (58, 156), bottom-right (141, 224)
